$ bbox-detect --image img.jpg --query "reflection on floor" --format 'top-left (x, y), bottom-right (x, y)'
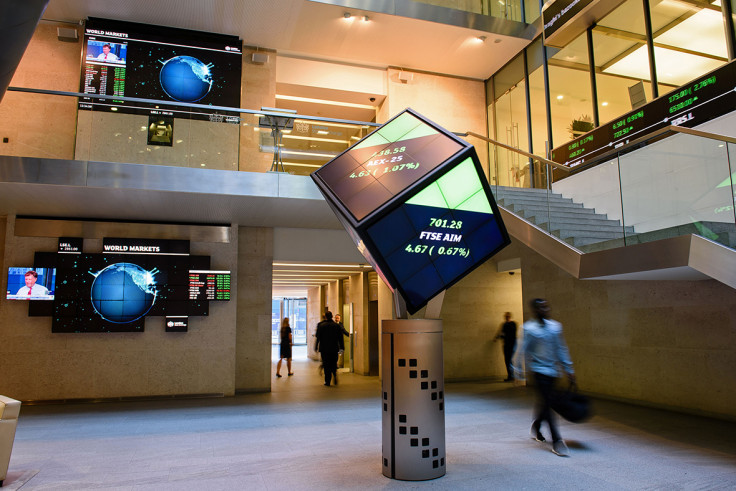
top-left (7, 358), bottom-right (736, 489)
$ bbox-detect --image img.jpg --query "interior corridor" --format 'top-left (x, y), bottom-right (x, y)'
top-left (4, 369), bottom-right (736, 490)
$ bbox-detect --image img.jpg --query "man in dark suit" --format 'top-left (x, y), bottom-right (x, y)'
top-left (315, 311), bottom-right (344, 386)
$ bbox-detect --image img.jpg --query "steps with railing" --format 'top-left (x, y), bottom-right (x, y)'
top-left (494, 186), bottom-right (634, 250)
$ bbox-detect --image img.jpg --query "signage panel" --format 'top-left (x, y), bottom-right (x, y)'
top-left (551, 60), bottom-right (736, 170)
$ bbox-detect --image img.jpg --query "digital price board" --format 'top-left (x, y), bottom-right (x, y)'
top-left (551, 59), bottom-right (736, 170)
top-left (312, 109), bottom-right (509, 314)
top-left (189, 270), bottom-right (231, 301)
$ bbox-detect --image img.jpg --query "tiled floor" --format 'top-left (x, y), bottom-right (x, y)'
top-left (6, 351), bottom-right (736, 490)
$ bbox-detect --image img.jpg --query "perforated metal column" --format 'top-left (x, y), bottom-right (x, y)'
top-left (382, 319), bottom-right (445, 481)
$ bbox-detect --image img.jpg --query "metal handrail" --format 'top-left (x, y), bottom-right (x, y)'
top-left (6, 86), bottom-right (382, 128)
top-left (461, 131), bottom-right (572, 171)
top-left (668, 125), bottom-right (736, 144)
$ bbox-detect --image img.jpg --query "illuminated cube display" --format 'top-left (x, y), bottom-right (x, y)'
top-left (311, 109), bottom-right (509, 314)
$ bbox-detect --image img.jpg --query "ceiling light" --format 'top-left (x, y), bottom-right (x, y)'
top-left (494, 38), bottom-right (502, 44)
top-left (601, 102), bottom-right (609, 106)
top-left (556, 95), bottom-right (564, 100)
top-left (363, 15), bottom-right (370, 22)
top-left (276, 94), bottom-right (375, 110)
top-left (273, 262), bottom-right (371, 268)
top-left (477, 35), bottom-right (487, 42)
top-left (344, 12), bottom-right (351, 19)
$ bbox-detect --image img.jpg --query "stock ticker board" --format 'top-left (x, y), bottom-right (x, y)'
top-left (311, 109), bottom-right (510, 314)
top-left (551, 59), bottom-right (736, 171)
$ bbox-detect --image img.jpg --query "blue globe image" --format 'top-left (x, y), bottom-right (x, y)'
top-left (90, 263), bottom-right (158, 323)
top-left (159, 55), bottom-right (213, 102)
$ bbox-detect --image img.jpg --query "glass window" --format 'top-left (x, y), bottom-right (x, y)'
top-left (527, 37), bottom-right (549, 188)
top-left (525, 0), bottom-right (541, 23)
top-left (493, 55), bottom-right (529, 187)
top-left (594, 0), bottom-right (655, 101)
top-left (649, 0), bottom-right (728, 90)
top-left (491, 0), bottom-right (524, 21)
top-left (547, 33), bottom-right (593, 149)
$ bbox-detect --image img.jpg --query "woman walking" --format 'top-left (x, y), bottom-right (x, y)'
top-left (276, 317), bottom-right (294, 377)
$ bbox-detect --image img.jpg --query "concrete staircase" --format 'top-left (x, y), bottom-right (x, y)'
top-left (494, 186), bottom-right (634, 251)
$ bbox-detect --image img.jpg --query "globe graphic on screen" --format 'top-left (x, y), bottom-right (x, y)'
top-left (90, 263), bottom-right (158, 323)
top-left (159, 55), bottom-right (213, 102)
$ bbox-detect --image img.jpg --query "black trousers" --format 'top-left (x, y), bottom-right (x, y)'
top-left (532, 372), bottom-right (561, 442)
top-left (321, 352), bottom-right (338, 385)
top-left (503, 343), bottom-right (516, 379)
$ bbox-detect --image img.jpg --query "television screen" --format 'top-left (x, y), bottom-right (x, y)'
top-left (6, 267), bottom-right (56, 300)
top-left (51, 253), bottom-right (210, 333)
top-left (78, 18), bottom-right (242, 122)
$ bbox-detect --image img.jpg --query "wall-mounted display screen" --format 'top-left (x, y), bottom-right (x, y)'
top-left (78, 18), bottom-right (242, 122)
top-left (17, 239), bottom-right (230, 333)
top-left (312, 108), bottom-right (510, 314)
top-left (6, 267), bottom-right (56, 300)
top-left (51, 252), bottom-right (210, 333)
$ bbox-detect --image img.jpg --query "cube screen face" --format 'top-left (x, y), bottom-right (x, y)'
top-left (365, 157), bottom-right (508, 312)
top-left (313, 111), bottom-right (464, 222)
top-left (312, 109), bottom-right (509, 315)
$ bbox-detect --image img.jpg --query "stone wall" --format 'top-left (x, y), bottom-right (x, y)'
top-left (235, 226), bottom-right (273, 393)
top-left (0, 217), bottom-right (238, 400)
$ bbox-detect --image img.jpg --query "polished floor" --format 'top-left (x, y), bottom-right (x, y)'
top-left (5, 349), bottom-right (736, 490)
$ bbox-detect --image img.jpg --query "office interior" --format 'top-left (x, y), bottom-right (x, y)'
top-left (1, 0), bottom-right (736, 486)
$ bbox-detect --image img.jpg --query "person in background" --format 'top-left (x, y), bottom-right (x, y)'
top-left (520, 298), bottom-right (576, 457)
top-left (96, 44), bottom-right (119, 61)
top-left (334, 313), bottom-right (349, 336)
top-left (276, 317), bottom-right (293, 377)
top-left (314, 311), bottom-right (344, 386)
top-left (495, 312), bottom-right (518, 382)
top-left (16, 270), bottom-right (49, 298)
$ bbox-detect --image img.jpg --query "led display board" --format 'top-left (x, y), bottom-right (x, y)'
top-left (312, 109), bottom-right (509, 314)
top-left (78, 18), bottom-right (242, 122)
top-left (17, 239), bottom-right (230, 333)
top-left (551, 59), bottom-right (736, 171)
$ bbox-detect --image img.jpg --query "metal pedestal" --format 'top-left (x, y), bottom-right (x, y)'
top-left (382, 319), bottom-right (445, 481)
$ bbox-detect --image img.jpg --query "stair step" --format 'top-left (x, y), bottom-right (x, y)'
top-left (510, 205), bottom-right (599, 216)
top-left (553, 229), bottom-right (626, 240)
top-left (498, 196), bottom-right (580, 208)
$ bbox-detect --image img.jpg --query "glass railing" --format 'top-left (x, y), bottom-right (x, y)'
top-left (555, 127), bottom-right (736, 252)
top-left (3, 86), bottom-right (734, 253)
top-left (410, 0), bottom-right (526, 21)
top-left (2, 87), bottom-right (379, 176)
top-left (468, 126), bottom-right (736, 253)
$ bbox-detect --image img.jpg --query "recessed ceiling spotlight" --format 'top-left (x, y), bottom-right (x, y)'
top-left (557, 95), bottom-right (564, 100)
top-left (363, 15), bottom-right (370, 22)
top-left (477, 35), bottom-right (487, 42)
top-left (601, 101), bottom-right (609, 106)
top-left (494, 38), bottom-right (502, 44)
top-left (343, 12), bottom-right (351, 19)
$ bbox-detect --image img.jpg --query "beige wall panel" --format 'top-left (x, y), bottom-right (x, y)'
top-left (514, 239), bottom-right (736, 419)
top-left (240, 47), bottom-right (277, 173)
top-left (307, 286), bottom-right (323, 361)
top-left (433, 261), bottom-right (523, 381)
top-left (0, 218), bottom-right (238, 400)
top-left (385, 68), bottom-right (488, 169)
top-left (235, 226), bottom-right (273, 392)
top-left (349, 272), bottom-right (368, 375)
top-left (0, 23), bottom-right (80, 160)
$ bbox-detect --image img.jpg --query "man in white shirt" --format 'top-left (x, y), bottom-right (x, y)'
top-left (15, 271), bottom-right (50, 298)
top-left (96, 44), bottom-right (119, 62)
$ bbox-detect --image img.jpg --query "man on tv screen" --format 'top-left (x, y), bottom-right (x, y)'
top-left (96, 44), bottom-right (119, 62)
top-left (16, 270), bottom-right (50, 298)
